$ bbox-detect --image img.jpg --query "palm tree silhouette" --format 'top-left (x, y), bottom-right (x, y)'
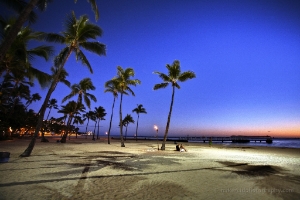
top-left (121, 114), bottom-right (135, 141)
top-left (153, 60), bottom-right (196, 150)
top-left (20, 12), bottom-right (105, 156)
top-left (0, 0), bottom-right (100, 62)
top-left (107, 66), bottom-right (140, 147)
top-left (104, 79), bottom-right (120, 144)
top-left (132, 104), bottom-right (147, 141)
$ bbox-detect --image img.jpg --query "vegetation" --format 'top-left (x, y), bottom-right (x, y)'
top-left (121, 114), bottom-right (135, 141)
top-left (106, 66), bottom-right (141, 147)
top-left (132, 104), bottom-right (147, 141)
top-left (19, 11), bottom-right (106, 156)
top-left (104, 79), bottom-right (119, 144)
top-left (153, 60), bottom-right (196, 150)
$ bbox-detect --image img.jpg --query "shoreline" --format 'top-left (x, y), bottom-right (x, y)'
top-left (0, 138), bottom-right (299, 199)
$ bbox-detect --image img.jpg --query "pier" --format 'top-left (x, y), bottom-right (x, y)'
top-left (183, 135), bottom-right (273, 144)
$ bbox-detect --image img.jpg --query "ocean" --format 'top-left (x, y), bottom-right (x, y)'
top-left (221, 138), bottom-right (300, 149)
top-left (113, 135), bottom-right (300, 149)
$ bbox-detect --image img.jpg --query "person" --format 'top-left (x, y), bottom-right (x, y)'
top-left (180, 144), bottom-right (187, 152)
top-left (176, 144), bottom-right (180, 151)
top-left (209, 138), bottom-right (212, 147)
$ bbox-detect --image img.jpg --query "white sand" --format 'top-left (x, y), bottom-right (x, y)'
top-left (0, 136), bottom-right (299, 200)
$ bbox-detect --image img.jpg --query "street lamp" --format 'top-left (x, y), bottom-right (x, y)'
top-left (154, 125), bottom-right (159, 150)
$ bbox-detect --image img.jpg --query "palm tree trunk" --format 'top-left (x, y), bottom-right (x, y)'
top-left (20, 75), bottom-right (59, 156)
top-left (119, 93), bottom-right (125, 147)
top-left (85, 119), bottom-right (89, 139)
top-left (20, 47), bottom-right (73, 157)
top-left (107, 97), bottom-right (115, 144)
top-left (92, 121), bottom-right (96, 140)
top-left (0, 0), bottom-right (39, 63)
top-left (161, 86), bottom-right (175, 150)
top-left (97, 120), bottom-right (100, 139)
top-left (135, 114), bottom-right (139, 141)
top-left (61, 115), bottom-right (72, 143)
top-left (125, 126), bottom-right (128, 141)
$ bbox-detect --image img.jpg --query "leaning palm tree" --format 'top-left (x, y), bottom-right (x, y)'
top-left (122, 114), bottom-right (134, 141)
top-left (153, 60), bottom-right (196, 150)
top-left (62, 78), bottom-right (96, 109)
top-left (0, 0), bottom-right (100, 63)
top-left (132, 104), bottom-right (147, 141)
top-left (94, 106), bottom-right (106, 139)
top-left (104, 78), bottom-right (120, 144)
top-left (20, 12), bottom-right (106, 157)
top-left (107, 66), bottom-right (141, 147)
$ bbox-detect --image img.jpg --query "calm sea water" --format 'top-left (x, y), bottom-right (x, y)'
top-left (218, 138), bottom-right (300, 149)
top-left (117, 135), bottom-right (300, 149)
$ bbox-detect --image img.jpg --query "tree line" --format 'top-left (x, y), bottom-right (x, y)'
top-left (0, 0), bottom-right (196, 156)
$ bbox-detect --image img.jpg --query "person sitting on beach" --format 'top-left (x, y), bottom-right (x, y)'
top-left (180, 144), bottom-right (187, 152)
top-left (176, 144), bottom-right (180, 151)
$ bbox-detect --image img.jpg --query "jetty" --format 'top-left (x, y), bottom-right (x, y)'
top-left (177, 135), bottom-right (273, 144)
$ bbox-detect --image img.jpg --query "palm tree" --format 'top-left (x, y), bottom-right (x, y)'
top-left (104, 79), bottom-right (120, 144)
top-left (132, 104), bottom-right (147, 141)
top-left (62, 78), bottom-right (96, 109)
top-left (0, 18), bottom-right (53, 88)
top-left (94, 106), bottom-right (106, 139)
top-left (73, 115), bottom-right (85, 138)
top-left (83, 110), bottom-right (94, 139)
top-left (0, 0), bottom-right (100, 62)
top-left (107, 66), bottom-right (141, 147)
top-left (121, 114), bottom-right (135, 141)
top-left (45, 98), bottom-right (58, 120)
top-left (25, 93), bottom-right (41, 109)
top-left (153, 60), bottom-right (196, 150)
top-left (20, 12), bottom-right (105, 157)
top-left (58, 101), bottom-right (84, 143)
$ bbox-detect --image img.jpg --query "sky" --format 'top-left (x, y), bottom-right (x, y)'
top-left (6, 0), bottom-right (300, 138)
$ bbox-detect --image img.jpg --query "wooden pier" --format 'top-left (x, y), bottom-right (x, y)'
top-left (182, 135), bottom-right (273, 144)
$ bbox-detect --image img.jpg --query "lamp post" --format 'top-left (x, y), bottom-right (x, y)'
top-left (154, 125), bottom-right (159, 150)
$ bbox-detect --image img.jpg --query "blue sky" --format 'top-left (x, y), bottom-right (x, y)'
top-left (17, 0), bottom-right (300, 137)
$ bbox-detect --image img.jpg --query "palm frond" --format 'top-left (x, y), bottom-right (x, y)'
top-left (43, 33), bottom-right (65, 43)
top-left (87, 0), bottom-right (99, 21)
top-left (80, 41), bottom-right (106, 56)
top-left (54, 47), bottom-right (70, 67)
top-left (27, 45), bottom-right (54, 61)
top-left (178, 71), bottom-right (196, 82)
top-left (26, 66), bottom-right (51, 88)
top-left (153, 82), bottom-right (169, 90)
top-left (36, 0), bottom-right (53, 11)
top-left (75, 50), bottom-right (93, 73)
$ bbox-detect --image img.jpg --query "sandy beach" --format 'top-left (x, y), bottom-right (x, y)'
top-left (0, 136), bottom-right (299, 200)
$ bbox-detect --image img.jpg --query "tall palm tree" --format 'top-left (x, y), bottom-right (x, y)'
top-left (62, 78), bottom-right (96, 109)
top-left (94, 106), bottom-right (106, 139)
top-left (153, 60), bottom-right (196, 150)
top-left (0, 0), bottom-right (100, 62)
top-left (104, 79), bottom-right (120, 144)
top-left (107, 66), bottom-right (140, 147)
top-left (83, 110), bottom-right (94, 139)
top-left (132, 104), bottom-right (147, 141)
top-left (20, 12), bottom-right (105, 157)
top-left (121, 114), bottom-right (134, 141)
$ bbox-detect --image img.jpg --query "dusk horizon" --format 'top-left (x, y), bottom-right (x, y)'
top-left (2, 0), bottom-right (299, 138)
